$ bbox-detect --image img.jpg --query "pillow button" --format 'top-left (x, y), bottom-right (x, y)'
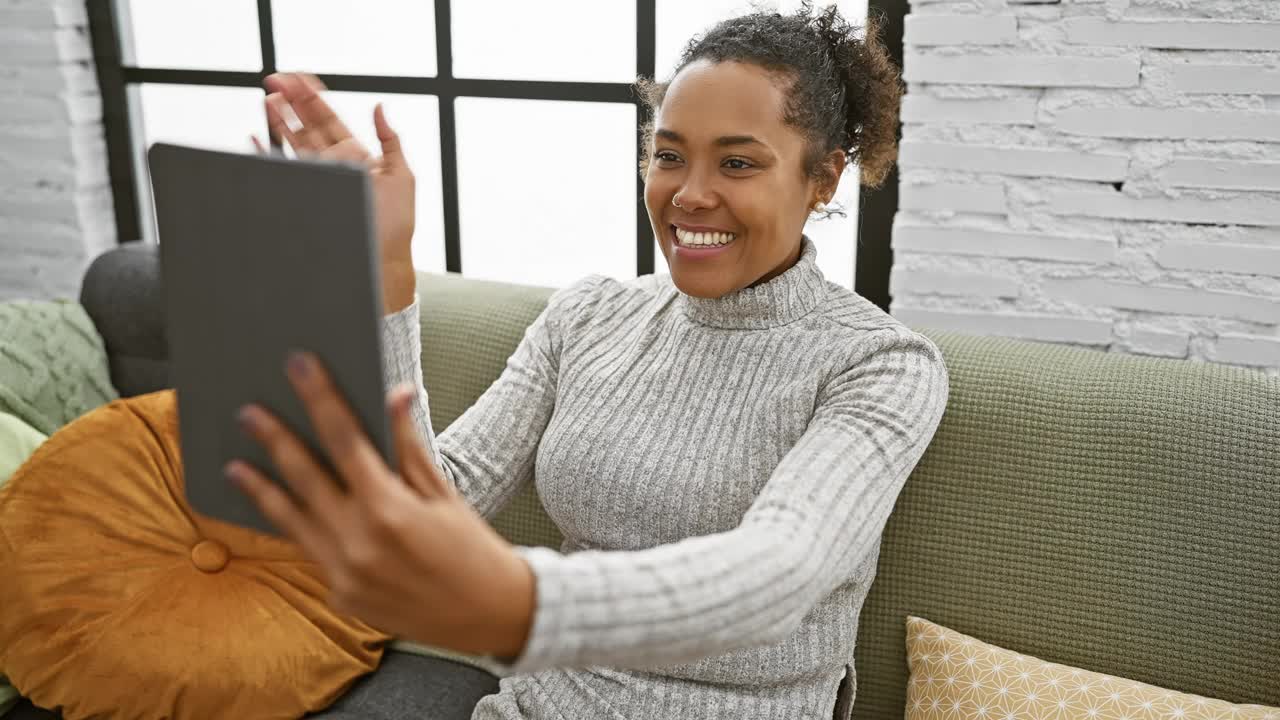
top-left (190, 539), bottom-right (230, 573)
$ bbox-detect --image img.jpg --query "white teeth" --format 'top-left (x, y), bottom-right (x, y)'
top-left (674, 227), bottom-right (736, 247)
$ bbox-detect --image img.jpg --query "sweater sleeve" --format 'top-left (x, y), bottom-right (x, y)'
top-left (380, 276), bottom-right (602, 519)
top-left (489, 328), bottom-right (950, 674)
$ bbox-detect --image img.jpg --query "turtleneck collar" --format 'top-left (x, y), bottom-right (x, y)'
top-left (677, 235), bottom-right (828, 330)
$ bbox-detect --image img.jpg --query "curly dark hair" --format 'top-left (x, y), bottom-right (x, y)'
top-left (637, 2), bottom-right (902, 191)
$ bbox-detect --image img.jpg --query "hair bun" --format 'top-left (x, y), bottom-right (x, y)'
top-left (811, 6), bottom-right (902, 188)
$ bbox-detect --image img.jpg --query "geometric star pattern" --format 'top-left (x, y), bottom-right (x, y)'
top-left (905, 616), bottom-right (1280, 720)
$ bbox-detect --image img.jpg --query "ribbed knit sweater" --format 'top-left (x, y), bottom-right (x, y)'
top-left (379, 236), bottom-right (950, 720)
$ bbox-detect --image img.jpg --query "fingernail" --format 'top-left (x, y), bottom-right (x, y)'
top-left (287, 351), bottom-right (312, 380)
top-left (224, 461), bottom-right (244, 483)
top-left (236, 406), bottom-right (258, 434)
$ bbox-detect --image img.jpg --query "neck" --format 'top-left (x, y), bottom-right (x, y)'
top-left (746, 238), bottom-right (804, 289)
top-left (676, 235), bottom-right (827, 330)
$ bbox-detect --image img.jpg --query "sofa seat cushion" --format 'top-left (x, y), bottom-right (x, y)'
top-left (904, 616), bottom-right (1280, 720)
top-left (0, 390), bottom-right (389, 720)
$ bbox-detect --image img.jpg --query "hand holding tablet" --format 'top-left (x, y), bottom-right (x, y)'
top-left (149, 142), bottom-right (395, 535)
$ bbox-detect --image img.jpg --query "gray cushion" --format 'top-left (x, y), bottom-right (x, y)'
top-left (304, 651), bottom-right (498, 719)
top-left (79, 242), bottom-right (169, 398)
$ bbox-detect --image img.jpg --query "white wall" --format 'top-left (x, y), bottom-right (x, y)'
top-left (0, 0), bottom-right (116, 302)
top-left (891, 0), bottom-right (1280, 375)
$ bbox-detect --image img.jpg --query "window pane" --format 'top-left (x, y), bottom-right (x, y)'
top-left (657, 0), bottom-right (869, 80)
top-left (655, 0), bottom-right (756, 80)
top-left (453, 1), bottom-right (634, 82)
top-left (124, 0), bottom-right (261, 71)
top-left (456, 99), bottom-right (636, 286)
top-left (137, 84), bottom-right (266, 152)
top-left (777, 0), bottom-right (868, 21)
top-left (133, 84), bottom-right (268, 243)
top-left (273, 0), bottom-right (437, 77)
top-left (320, 92), bottom-right (446, 273)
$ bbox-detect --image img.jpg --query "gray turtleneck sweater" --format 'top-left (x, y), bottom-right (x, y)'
top-left (379, 237), bottom-right (950, 720)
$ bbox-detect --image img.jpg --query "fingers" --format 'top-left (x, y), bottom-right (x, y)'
top-left (250, 134), bottom-right (283, 157)
top-left (225, 460), bottom-right (332, 560)
top-left (265, 92), bottom-right (319, 156)
top-left (231, 406), bottom-right (346, 530)
top-left (267, 72), bottom-right (353, 147)
top-left (373, 103), bottom-right (408, 171)
top-left (285, 351), bottom-right (391, 501)
top-left (325, 137), bottom-right (375, 166)
top-left (388, 384), bottom-right (453, 499)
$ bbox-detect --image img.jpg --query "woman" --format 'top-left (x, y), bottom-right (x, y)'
top-left (230, 4), bottom-right (950, 719)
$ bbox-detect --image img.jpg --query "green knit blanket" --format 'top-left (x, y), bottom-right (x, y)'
top-left (0, 300), bottom-right (118, 435)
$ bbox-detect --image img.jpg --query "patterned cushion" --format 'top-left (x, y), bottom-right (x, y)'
top-left (904, 616), bottom-right (1280, 720)
top-left (0, 301), bottom-right (118, 435)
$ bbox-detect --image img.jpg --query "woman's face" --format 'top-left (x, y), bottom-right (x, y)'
top-left (645, 59), bottom-right (832, 299)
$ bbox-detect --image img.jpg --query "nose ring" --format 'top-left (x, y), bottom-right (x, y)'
top-left (672, 194), bottom-right (684, 209)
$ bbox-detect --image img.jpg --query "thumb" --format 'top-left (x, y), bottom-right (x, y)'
top-left (388, 384), bottom-right (453, 499)
top-left (373, 103), bottom-right (408, 171)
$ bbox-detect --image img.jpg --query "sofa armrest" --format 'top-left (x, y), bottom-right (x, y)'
top-left (79, 242), bottom-right (169, 398)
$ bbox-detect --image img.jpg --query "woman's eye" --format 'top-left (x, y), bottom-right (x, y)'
top-left (723, 158), bottom-right (754, 170)
top-left (655, 151), bottom-right (681, 164)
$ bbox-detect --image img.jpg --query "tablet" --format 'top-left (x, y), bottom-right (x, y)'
top-left (148, 142), bottom-right (395, 535)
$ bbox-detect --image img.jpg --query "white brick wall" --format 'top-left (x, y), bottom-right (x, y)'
top-left (893, 0), bottom-right (1280, 375)
top-left (0, 0), bottom-right (115, 302)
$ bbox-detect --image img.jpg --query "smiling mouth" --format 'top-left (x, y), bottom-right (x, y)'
top-left (671, 225), bottom-right (738, 248)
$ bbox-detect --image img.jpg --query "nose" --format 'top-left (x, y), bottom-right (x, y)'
top-left (674, 169), bottom-right (719, 212)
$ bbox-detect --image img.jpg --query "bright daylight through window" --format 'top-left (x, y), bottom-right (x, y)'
top-left (120, 0), bottom-right (868, 288)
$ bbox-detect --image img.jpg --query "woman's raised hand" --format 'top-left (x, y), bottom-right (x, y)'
top-left (254, 72), bottom-right (417, 314)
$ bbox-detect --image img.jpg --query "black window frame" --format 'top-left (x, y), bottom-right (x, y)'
top-left (87, 0), bottom-right (904, 311)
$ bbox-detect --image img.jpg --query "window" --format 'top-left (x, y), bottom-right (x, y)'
top-left (92, 0), bottom-right (898, 295)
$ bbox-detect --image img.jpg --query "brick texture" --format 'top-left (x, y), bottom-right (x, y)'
top-left (900, 180), bottom-right (1008, 215)
top-left (893, 0), bottom-right (1280, 373)
top-left (904, 53), bottom-right (1141, 88)
top-left (899, 140), bottom-right (1129, 182)
top-left (0, 0), bottom-right (115, 302)
top-left (1125, 328), bottom-right (1190, 359)
top-left (904, 15), bottom-right (1018, 46)
top-left (1063, 18), bottom-right (1280, 51)
top-left (1172, 65), bottom-right (1280, 95)
top-left (901, 95), bottom-right (1039, 126)
top-left (1158, 158), bottom-right (1280, 193)
top-left (1053, 107), bottom-right (1280, 142)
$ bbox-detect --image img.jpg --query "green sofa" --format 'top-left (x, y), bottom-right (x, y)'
top-left (2, 243), bottom-right (1277, 717)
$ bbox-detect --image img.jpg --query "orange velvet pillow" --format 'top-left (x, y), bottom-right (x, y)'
top-left (0, 390), bottom-right (390, 719)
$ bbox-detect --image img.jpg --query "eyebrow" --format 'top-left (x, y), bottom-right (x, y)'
top-left (655, 128), bottom-right (767, 148)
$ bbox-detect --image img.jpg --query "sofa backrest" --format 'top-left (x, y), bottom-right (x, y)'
top-left (412, 270), bottom-right (1280, 716)
top-left (82, 247), bottom-right (1280, 716)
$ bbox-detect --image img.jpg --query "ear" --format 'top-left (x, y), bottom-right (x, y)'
top-left (817, 149), bottom-right (847, 204)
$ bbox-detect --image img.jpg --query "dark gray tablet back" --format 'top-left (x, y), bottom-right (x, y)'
top-left (148, 142), bottom-right (393, 535)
